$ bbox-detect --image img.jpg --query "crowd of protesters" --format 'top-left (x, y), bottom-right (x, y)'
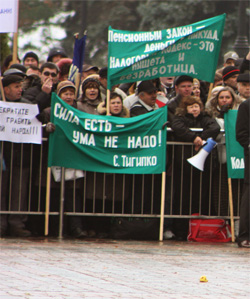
top-left (0, 47), bottom-right (249, 248)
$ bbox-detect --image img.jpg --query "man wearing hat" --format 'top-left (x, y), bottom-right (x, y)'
top-left (81, 64), bottom-right (99, 81)
top-left (223, 51), bottom-right (239, 67)
top-left (130, 80), bottom-right (158, 117)
top-left (237, 73), bottom-right (250, 100)
top-left (0, 75), bottom-right (32, 237)
top-left (222, 66), bottom-right (240, 92)
top-left (23, 51), bottom-right (39, 68)
top-left (166, 75), bottom-right (193, 124)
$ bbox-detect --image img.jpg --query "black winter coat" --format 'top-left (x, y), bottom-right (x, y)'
top-left (171, 111), bottom-right (220, 143)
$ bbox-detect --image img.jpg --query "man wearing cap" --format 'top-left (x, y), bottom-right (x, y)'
top-left (130, 80), bottom-right (158, 117)
top-left (222, 66), bottom-right (240, 92)
top-left (23, 62), bottom-right (59, 112)
top-left (23, 51), bottom-right (39, 68)
top-left (81, 64), bottom-right (99, 81)
top-left (0, 75), bottom-right (32, 237)
top-left (166, 75), bottom-right (193, 124)
top-left (237, 73), bottom-right (250, 100)
top-left (223, 51), bottom-right (239, 67)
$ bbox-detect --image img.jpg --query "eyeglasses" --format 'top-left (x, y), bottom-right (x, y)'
top-left (43, 71), bottom-right (57, 77)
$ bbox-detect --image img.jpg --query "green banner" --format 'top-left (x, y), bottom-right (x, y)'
top-left (224, 110), bottom-right (244, 179)
top-left (48, 93), bottom-right (167, 174)
top-left (108, 14), bottom-right (225, 89)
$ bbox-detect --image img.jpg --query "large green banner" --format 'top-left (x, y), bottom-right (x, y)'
top-left (108, 14), bottom-right (225, 89)
top-left (48, 93), bottom-right (167, 174)
top-left (224, 110), bottom-right (244, 179)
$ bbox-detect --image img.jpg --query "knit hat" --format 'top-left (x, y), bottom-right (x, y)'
top-left (2, 75), bottom-right (24, 87)
top-left (23, 51), bottom-right (39, 64)
top-left (137, 80), bottom-right (157, 93)
top-left (237, 73), bottom-right (250, 83)
top-left (57, 80), bottom-right (76, 96)
top-left (174, 75), bottom-right (193, 86)
top-left (47, 47), bottom-right (67, 62)
top-left (81, 77), bottom-right (100, 92)
top-left (222, 66), bottom-right (240, 81)
top-left (224, 51), bottom-right (239, 63)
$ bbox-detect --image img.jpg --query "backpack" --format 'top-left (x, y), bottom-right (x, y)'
top-left (188, 214), bottom-right (231, 242)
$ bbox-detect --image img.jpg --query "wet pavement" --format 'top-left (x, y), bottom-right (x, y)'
top-left (0, 237), bottom-right (249, 298)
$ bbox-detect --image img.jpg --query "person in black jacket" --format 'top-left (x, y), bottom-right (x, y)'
top-left (23, 62), bottom-right (59, 112)
top-left (171, 96), bottom-right (220, 240)
top-left (236, 98), bottom-right (250, 248)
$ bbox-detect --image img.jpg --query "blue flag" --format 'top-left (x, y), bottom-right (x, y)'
top-left (68, 35), bottom-right (87, 84)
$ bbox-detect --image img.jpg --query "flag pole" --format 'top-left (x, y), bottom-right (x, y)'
top-left (228, 178), bottom-right (235, 242)
top-left (106, 89), bottom-right (110, 115)
top-left (12, 0), bottom-right (19, 64)
top-left (44, 167), bottom-right (51, 236)
top-left (207, 83), bottom-right (214, 102)
top-left (159, 171), bottom-right (166, 241)
top-left (0, 77), bottom-right (6, 102)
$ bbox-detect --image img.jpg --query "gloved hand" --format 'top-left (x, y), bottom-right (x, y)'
top-left (46, 122), bottom-right (56, 133)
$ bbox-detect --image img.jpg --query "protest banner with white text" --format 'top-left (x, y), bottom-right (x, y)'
top-left (48, 93), bottom-right (167, 174)
top-left (107, 14), bottom-right (225, 89)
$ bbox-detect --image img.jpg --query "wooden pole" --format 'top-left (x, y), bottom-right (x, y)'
top-left (207, 82), bottom-right (214, 102)
top-left (44, 167), bottom-right (51, 236)
top-left (228, 178), bottom-right (235, 242)
top-left (159, 171), bottom-right (166, 241)
top-left (106, 89), bottom-right (111, 115)
top-left (0, 78), bottom-right (6, 102)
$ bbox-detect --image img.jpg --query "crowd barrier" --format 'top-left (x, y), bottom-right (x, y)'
top-left (0, 134), bottom-right (243, 240)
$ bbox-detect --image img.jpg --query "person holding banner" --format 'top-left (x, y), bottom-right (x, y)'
top-left (77, 77), bottom-right (103, 115)
top-left (0, 75), bottom-right (32, 237)
top-left (236, 98), bottom-right (250, 248)
top-left (97, 92), bottom-right (130, 118)
top-left (36, 80), bottom-right (87, 238)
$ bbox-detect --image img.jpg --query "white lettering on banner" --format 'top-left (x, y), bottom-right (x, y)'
top-left (73, 131), bottom-right (96, 146)
top-left (109, 31), bottom-right (162, 42)
top-left (132, 56), bottom-right (165, 71)
top-left (109, 54), bottom-right (149, 69)
top-left (231, 157), bottom-right (245, 169)
top-left (127, 135), bottom-right (157, 148)
top-left (84, 119), bottom-right (112, 132)
top-left (54, 103), bottom-right (79, 125)
top-left (188, 30), bottom-right (219, 41)
top-left (161, 42), bottom-right (192, 54)
top-left (144, 40), bottom-right (175, 53)
top-left (121, 155), bottom-right (157, 167)
top-left (104, 136), bottom-right (118, 148)
top-left (120, 64), bottom-right (196, 81)
top-left (166, 26), bottom-right (193, 39)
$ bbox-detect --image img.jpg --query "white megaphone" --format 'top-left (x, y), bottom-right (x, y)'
top-left (187, 138), bottom-right (217, 171)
